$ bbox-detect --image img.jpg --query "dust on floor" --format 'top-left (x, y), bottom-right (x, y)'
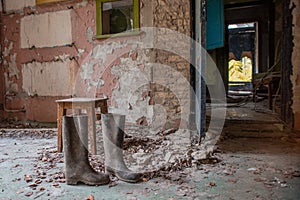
top-left (0, 127), bottom-right (300, 200)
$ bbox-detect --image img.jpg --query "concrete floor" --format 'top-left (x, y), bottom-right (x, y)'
top-left (1, 102), bottom-right (300, 199)
top-left (0, 130), bottom-right (300, 199)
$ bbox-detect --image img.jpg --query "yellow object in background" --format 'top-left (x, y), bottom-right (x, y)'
top-left (228, 56), bottom-right (252, 82)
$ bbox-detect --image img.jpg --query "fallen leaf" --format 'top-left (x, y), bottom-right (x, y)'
top-left (46, 179), bottom-right (53, 183)
top-left (12, 164), bottom-right (20, 168)
top-left (293, 171), bottom-right (300, 177)
top-left (52, 183), bottom-right (60, 188)
top-left (41, 157), bottom-right (47, 162)
top-left (86, 195), bottom-right (94, 200)
top-left (24, 174), bottom-right (33, 182)
top-left (13, 177), bottom-right (21, 182)
top-left (209, 182), bottom-right (216, 187)
top-left (25, 191), bottom-right (33, 197)
top-left (16, 189), bottom-right (24, 194)
top-left (223, 170), bottom-right (233, 176)
top-left (28, 183), bottom-right (37, 188)
top-left (57, 179), bottom-right (66, 183)
top-left (176, 191), bottom-right (187, 196)
top-left (226, 179), bottom-right (237, 183)
top-left (254, 177), bottom-right (267, 182)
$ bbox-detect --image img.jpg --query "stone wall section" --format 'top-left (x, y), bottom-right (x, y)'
top-left (152, 0), bottom-right (191, 129)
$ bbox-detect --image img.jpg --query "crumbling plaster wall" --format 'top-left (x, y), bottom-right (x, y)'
top-left (77, 0), bottom-right (191, 129)
top-left (152, 0), bottom-right (191, 129)
top-left (0, 0), bottom-right (95, 122)
top-left (291, 0), bottom-right (300, 130)
top-left (0, 0), bottom-right (191, 129)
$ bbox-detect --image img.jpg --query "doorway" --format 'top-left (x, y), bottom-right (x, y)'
top-left (228, 22), bottom-right (257, 92)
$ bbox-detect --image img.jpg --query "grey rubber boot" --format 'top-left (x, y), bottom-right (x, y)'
top-left (102, 113), bottom-right (142, 183)
top-left (63, 115), bottom-right (110, 185)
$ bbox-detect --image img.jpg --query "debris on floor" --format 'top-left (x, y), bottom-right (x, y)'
top-left (0, 109), bottom-right (300, 199)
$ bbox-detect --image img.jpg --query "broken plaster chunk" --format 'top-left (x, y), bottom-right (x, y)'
top-left (191, 151), bottom-right (208, 160)
top-left (164, 152), bottom-right (173, 162)
top-left (247, 167), bottom-right (258, 171)
top-left (132, 152), bottom-right (151, 165)
top-left (78, 49), bottom-right (85, 54)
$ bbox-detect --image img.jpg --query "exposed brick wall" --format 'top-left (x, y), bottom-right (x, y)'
top-left (152, 0), bottom-right (191, 129)
top-left (291, 0), bottom-right (300, 130)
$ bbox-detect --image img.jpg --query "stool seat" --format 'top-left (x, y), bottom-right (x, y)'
top-left (56, 97), bottom-right (108, 103)
top-left (56, 97), bottom-right (108, 154)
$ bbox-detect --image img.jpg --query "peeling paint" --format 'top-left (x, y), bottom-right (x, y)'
top-left (54, 54), bottom-right (71, 61)
top-left (8, 54), bottom-right (19, 79)
top-left (92, 42), bottom-right (128, 64)
top-left (3, 42), bottom-right (13, 57)
top-left (75, 0), bottom-right (88, 8)
top-left (4, 73), bottom-right (18, 93)
top-left (86, 27), bottom-right (94, 44)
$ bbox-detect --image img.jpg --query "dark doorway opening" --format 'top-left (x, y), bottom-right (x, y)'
top-left (228, 22), bottom-right (257, 92)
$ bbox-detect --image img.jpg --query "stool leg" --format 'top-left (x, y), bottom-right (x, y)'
top-left (102, 100), bottom-right (108, 114)
top-left (57, 104), bottom-right (66, 152)
top-left (87, 105), bottom-right (97, 155)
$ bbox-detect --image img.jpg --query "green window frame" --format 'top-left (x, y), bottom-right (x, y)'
top-left (96, 0), bottom-right (140, 39)
top-left (36, 0), bottom-right (68, 4)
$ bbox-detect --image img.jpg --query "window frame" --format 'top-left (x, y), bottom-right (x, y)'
top-left (95, 0), bottom-right (140, 39)
top-left (36, 0), bottom-right (68, 5)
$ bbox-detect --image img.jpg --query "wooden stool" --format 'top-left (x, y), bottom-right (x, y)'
top-left (56, 97), bottom-right (108, 154)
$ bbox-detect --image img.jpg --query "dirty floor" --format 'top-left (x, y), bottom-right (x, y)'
top-left (1, 101), bottom-right (300, 199)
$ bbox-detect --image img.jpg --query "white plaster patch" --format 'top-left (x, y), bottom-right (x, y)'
top-left (22, 59), bottom-right (76, 96)
top-left (76, 0), bottom-right (88, 8)
top-left (4, 0), bottom-right (35, 12)
top-left (110, 67), bottom-right (152, 123)
top-left (20, 10), bottom-right (72, 48)
top-left (92, 42), bottom-right (123, 63)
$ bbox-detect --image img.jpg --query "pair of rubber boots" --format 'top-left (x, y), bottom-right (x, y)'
top-left (62, 114), bottom-right (141, 185)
